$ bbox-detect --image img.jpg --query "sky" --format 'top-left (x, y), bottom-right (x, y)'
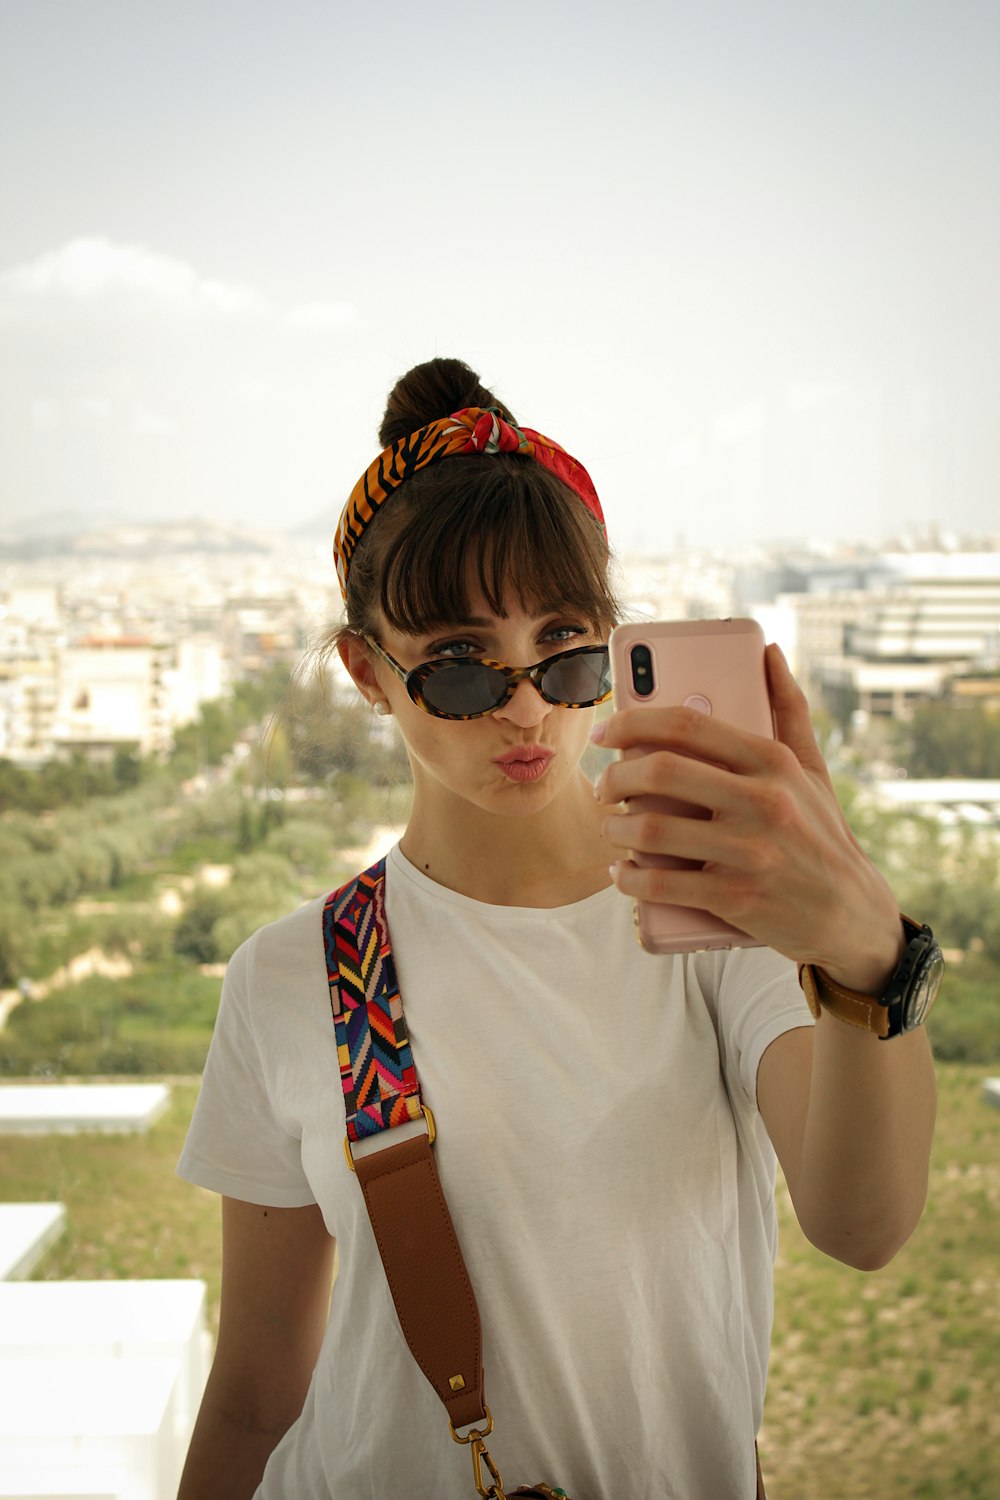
top-left (1, 0), bottom-right (998, 555)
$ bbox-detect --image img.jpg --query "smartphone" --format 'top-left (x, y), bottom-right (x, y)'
top-left (608, 618), bottom-right (775, 955)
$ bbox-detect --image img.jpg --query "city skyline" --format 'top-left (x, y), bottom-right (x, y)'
top-left (1, 0), bottom-right (998, 555)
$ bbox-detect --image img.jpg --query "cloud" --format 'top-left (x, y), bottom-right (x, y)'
top-left (714, 399), bottom-right (766, 444)
top-left (0, 238), bottom-right (362, 335)
top-left (130, 404), bottom-right (177, 437)
top-left (666, 434), bottom-right (701, 468)
top-left (284, 301), bottom-right (358, 333)
top-left (0, 237), bottom-right (269, 319)
top-left (785, 380), bottom-right (846, 414)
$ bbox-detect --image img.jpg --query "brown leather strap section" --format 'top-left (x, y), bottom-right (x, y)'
top-left (798, 962), bottom-right (891, 1037)
top-left (354, 1133), bottom-right (486, 1430)
top-left (755, 1441), bottom-right (766, 1499)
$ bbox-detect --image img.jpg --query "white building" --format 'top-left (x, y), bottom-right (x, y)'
top-left (163, 638), bottom-right (230, 729)
top-left (52, 636), bottom-right (172, 759)
top-left (806, 554), bottom-right (1000, 719)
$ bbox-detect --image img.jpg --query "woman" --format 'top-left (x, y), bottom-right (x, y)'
top-left (176, 358), bottom-right (937, 1499)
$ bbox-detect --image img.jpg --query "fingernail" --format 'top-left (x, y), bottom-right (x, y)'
top-left (590, 723), bottom-right (606, 743)
top-left (608, 862), bottom-right (620, 882)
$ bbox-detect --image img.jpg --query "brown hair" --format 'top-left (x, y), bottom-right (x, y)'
top-left (335, 358), bottom-right (621, 643)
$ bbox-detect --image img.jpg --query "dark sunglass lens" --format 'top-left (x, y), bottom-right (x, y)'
top-left (542, 649), bottom-right (610, 705)
top-left (420, 663), bottom-right (508, 717)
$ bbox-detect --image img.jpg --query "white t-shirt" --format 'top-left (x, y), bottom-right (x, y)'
top-left (178, 842), bottom-right (814, 1500)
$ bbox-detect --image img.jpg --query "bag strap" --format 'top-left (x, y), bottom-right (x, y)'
top-left (323, 860), bottom-right (766, 1500)
top-left (323, 861), bottom-right (489, 1434)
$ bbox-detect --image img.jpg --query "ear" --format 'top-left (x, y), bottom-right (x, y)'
top-left (338, 635), bottom-right (382, 706)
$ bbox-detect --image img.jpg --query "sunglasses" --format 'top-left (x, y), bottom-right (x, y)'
top-left (363, 636), bottom-right (612, 721)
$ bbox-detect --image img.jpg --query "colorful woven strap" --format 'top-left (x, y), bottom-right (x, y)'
top-left (323, 859), bottom-right (423, 1142)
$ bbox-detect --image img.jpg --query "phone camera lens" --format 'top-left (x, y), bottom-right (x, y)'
top-left (629, 644), bottom-right (655, 697)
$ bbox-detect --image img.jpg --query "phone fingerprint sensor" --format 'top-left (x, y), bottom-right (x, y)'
top-left (683, 694), bottom-right (713, 715)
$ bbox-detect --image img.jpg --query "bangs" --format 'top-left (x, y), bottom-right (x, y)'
top-left (370, 457), bottom-right (618, 636)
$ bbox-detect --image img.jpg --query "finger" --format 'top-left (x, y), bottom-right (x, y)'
top-left (597, 746), bottom-right (743, 814)
top-left (610, 857), bottom-right (728, 915)
top-left (765, 644), bottom-right (829, 778)
top-left (603, 809), bottom-right (740, 866)
top-left (593, 702), bottom-right (775, 776)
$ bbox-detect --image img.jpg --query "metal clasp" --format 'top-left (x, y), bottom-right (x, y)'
top-left (470, 1436), bottom-right (507, 1499)
top-left (450, 1408), bottom-right (506, 1498)
top-left (343, 1103), bottom-right (436, 1173)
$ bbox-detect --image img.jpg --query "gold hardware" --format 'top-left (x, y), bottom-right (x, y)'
top-left (343, 1103), bottom-right (437, 1173)
top-left (470, 1435), bottom-right (506, 1499)
top-left (450, 1408), bottom-right (501, 1497)
top-left (449, 1374), bottom-right (466, 1392)
top-left (450, 1406), bottom-right (494, 1444)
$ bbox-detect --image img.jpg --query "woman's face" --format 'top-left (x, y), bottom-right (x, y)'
top-left (347, 598), bottom-right (605, 820)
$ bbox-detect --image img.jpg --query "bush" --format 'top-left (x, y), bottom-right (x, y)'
top-left (926, 958), bottom-right (1000, 1064)
top-left (0, 909), bottom-right (30, 988)
top-left (0, 963), bottom-right (222, 1077)
top-left (173, 890), bottom-right (231, 965)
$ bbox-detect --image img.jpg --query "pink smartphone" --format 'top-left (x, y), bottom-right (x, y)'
top-left (608, 618), bottom-right (775, 955)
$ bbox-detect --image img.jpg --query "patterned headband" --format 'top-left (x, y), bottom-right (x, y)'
top-left (333, 406), bottom-right (606, 599)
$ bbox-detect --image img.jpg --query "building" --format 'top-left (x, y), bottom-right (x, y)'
top-left (798, 555), bottom-right (1000, 720)
top-left (51, 636), bottom-right (172, 760)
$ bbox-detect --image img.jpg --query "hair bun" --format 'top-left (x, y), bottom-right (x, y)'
top-left (378, 357), bottom-right (515, 447)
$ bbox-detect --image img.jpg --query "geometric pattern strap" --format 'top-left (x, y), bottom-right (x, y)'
top-left (322, 857), bottom-right (424, 1142)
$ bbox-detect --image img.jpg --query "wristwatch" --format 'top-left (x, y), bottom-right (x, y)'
top-left (798, 917), bottom-right (944, 1040)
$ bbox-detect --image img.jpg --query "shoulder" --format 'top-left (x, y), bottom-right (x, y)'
top-left (228, 893), bottom-right (331, 1005)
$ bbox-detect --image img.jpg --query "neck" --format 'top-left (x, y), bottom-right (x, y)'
top-left (399, 769), bottom-right (611, 908)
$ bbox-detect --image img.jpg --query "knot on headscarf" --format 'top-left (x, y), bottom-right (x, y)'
top-left (462, 408), bottom-right (530, 455)
top-left (334, 406), bottom-right (605, 599)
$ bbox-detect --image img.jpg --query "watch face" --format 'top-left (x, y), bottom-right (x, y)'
top-left (902, 943), bottom-right (945, 1030)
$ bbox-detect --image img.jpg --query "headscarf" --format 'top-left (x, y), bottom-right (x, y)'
top-left (334, 407), bottom-right (605, 599)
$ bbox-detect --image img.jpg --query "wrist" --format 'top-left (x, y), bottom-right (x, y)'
top-left (819, 919), bottom-right (907, 996)
top-left (799, 916), bottom-right (944, 1041)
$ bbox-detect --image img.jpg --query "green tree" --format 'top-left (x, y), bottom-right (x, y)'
top-left (897, 702), bottom-right (1000, 778)
top-left (173, 890), bottom-right (231, 965)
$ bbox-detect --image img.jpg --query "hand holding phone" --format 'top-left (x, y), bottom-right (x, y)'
top-left (607, 618), bottom-right (775, 954)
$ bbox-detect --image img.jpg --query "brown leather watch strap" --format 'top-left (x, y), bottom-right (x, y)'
top-left (797, 962), bottom-right (892, 1037)
top-left (354, 1132), bottom-right (487, 1431)
top-left (798, 914), bottom-right (924, 1039)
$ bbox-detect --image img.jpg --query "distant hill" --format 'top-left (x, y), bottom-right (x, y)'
top-left (289, 503), bottom-right (337, 541)
top-left (0, 512), bottom-right (286, 559)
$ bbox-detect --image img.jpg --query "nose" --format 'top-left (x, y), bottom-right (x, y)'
top-left (492, 676), bottom-right (553, 729)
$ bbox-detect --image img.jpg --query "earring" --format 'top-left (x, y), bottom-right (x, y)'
top-left (373, 701), bottom-right (391, 718)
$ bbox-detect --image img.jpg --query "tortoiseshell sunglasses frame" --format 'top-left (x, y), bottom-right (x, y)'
top-left (363, 636), bottom-right (612, 721)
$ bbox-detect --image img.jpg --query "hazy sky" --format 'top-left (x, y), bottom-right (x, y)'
top-left (1, 0), bottom-right (998, 553)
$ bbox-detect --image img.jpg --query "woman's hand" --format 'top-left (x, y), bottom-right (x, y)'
top-left (593, 644), bottom-right (904, 993)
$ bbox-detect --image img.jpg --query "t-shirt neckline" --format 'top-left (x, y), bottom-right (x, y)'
top-left (387, 842), bottom-right (620, 920)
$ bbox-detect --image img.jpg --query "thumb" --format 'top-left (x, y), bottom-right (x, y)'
top-left (765, 643), bottom-right (828, 777)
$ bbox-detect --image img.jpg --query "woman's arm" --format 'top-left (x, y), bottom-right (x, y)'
top-left (757, 1020), bottom-right (935, 1269)
top-left (595, 642), bottom-right (937, 1269)
top-left (177, 1197), bottom-right (337, 1500)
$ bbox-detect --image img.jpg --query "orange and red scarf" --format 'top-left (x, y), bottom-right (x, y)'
top-left (334, 407), bottom-right (605, 599)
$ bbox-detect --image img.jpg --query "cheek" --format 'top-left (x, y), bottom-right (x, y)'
top-left (394, 708), bottom-right (475, 771)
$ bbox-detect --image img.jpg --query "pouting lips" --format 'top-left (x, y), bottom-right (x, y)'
top-left (494, 746), bottom-right (555, 782)
top-left (495, 746), bottom-right (553, 766)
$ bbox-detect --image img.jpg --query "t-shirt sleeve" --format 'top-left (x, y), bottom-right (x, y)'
top-left (713, 945), bottom-right (816, 1108)
top-left (176, 934), bottom-right (316, 1207)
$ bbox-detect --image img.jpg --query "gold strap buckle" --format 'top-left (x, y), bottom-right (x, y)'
top-left (450, 1408), bottom-right (506, 1498)
top-left (343, 1102), bottom-right (436, 1173)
